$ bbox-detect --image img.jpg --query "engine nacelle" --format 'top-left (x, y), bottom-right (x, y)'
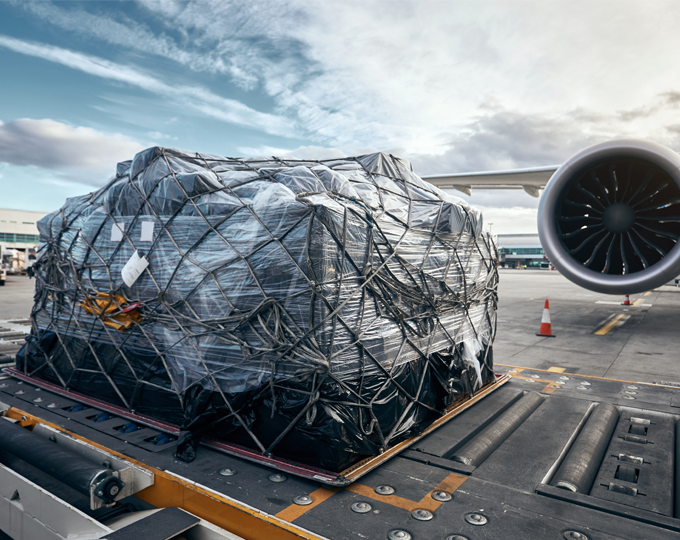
top-left (538, 140), bottom-right (680, 294)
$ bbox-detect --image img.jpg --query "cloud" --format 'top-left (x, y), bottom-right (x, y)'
top-left (14, 0), bottom-right (680, 154)
top-left (0, 119), bottom-right (143, 176)
top-left (0, 35), bottom-right (295, 138)
top-left (475, 206), bottom-right (539, 235)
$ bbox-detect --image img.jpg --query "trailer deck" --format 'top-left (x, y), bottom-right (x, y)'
top-left (2, 364), bottom-right (680, 540)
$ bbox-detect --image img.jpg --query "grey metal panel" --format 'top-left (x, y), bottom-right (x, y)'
top-left (590, 407), bottom-right (676, 516)
top-left (473, 395), bottom-right (593, 491)
top-left (411, 385), bottom-right (524, 458)
top-left (4, 375), bottom-right (680, 539)
top-left (537, 483), bottom-right (680, 534)
top-left (104, 507), bottom-right (199, 540)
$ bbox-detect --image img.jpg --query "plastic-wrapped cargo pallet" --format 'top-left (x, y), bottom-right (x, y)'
top-left (17, 147), bottom-right (498, 472)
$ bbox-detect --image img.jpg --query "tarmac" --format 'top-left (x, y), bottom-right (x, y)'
top-left (496, 268), bottom-right (680, 385)
top-left (0, 269), bottom-right (678, 384)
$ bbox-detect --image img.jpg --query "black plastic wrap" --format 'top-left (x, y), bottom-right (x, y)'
top-left (18, 147), bottom-right (498, 472)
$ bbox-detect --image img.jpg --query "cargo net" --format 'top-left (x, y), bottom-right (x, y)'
top-left (19, 147), bottom-right (498, 472)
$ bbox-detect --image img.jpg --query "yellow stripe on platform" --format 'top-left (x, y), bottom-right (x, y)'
top-left (547, 367), bottom-right (565, 373)
top-left (595, 314), bottom-right (626, 335)
top-left (632, 298), bottom-right (644, 306)
top-left (644, 292), bottom-right (651, 296)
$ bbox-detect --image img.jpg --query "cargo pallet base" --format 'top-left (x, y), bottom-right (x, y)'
top-left (3, 367), bottom-right (508, 486)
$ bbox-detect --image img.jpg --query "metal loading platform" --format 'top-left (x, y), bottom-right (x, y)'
top-left (2, 365), bottom-right (680, 540)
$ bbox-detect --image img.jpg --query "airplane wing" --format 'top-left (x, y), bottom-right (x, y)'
top-left (421, 165), bottom-right (559, 197)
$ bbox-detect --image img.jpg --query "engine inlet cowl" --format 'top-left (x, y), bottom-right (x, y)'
top-left (538, 140), bottom-right (680, 294)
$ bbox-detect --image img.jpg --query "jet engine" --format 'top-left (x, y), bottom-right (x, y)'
top-left (538, 140), bottom-right (680, 294)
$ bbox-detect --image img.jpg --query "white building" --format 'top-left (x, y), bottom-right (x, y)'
top-left (0, 208), bottom-right (49, 251)
top-left (497, 233), bottom-right (550, 268)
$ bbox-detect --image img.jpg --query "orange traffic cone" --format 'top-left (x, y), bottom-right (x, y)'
top-left (622, 295), bottom-right (631, 306)
top-left (536, 299), bottom-right (556, 337)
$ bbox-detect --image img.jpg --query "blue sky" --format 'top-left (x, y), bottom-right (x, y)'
top-left (2, 1), bottom-right (680, 233)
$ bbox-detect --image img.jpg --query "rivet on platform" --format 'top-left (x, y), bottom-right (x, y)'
top-left (293, 495), bottom-right (313, 506)
top-left (446, 536), bottom-right (469, 540)
top-left (219, 468), bottom-right (237, 476)
top-left (269, 473), bottom-right (287, 483)
top-left (351, 502), bottom-right (372, 513)
top-left (33, 397), bottom-right (43, 403)
top-left (563, 532), bottom-right (588, 540)
top-left (411, 509), bottom-right (433, 521)
top-left (464, 513), bottom-right (488, 526)
top-left (375, 485), bottom-right (395, 495)
top-left (431, 491), bottom-right (452, 502)
top-left (388, 531), bottom-right (411, 540)
top-left (47, 403), bottom-right (59, 408)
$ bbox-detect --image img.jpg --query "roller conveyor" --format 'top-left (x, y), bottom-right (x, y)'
top-left (3, 364), bottom-right (680, 540)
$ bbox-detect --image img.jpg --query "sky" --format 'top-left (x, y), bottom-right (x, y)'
top-left (2, 1), bottom-right (680, 233)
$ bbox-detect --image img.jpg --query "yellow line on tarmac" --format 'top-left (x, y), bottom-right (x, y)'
top-left (632, 298), bottom-right (644, 306)
top-left (595, 314), bottom-right (627, 335)
top-left (644, 291), bottom-right (651, 296)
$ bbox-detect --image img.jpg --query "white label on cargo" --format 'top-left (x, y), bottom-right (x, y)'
top-left (140, 221), bottom-right (155, 242)
top-left (111, 222), bottom-right (125, 242)
top-left (121, 250), bottom-right (149, 287)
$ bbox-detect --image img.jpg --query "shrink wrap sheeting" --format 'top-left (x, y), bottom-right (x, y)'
top-left (18, 147), bottom-right (498, 471)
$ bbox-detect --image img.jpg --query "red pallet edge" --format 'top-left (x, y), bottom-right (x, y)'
top-left (2, 367), bottom-right (508, 486)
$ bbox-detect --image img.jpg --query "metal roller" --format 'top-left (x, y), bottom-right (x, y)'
top-left (450, 391), bottom-right (544, 467)
top-left (0, 418), bottom-right (123, 502)
top-left (551, 402), bottom-right (619, 493)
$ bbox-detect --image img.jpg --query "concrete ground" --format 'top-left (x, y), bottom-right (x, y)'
top-left (0, 274), bottom-right (33, 320)
top-left (1, 269), bottom-right (678, 385)
top-left (496, 269), bottom-right (680, 385)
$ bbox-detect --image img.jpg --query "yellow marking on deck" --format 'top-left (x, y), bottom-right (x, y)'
top-left (343, 472), bottom-right (467, 514)
top-left (275, 487), bottom-right (340, 522)
top-left (595, 314), bottom-right (626, 335)
top-left (644, 291), bottom-right (651, 296)
top-left (632, 298), bottom-right (644, 306)
top-left (547, 367), bottom-right (565, 373)
top-left (511, 373), bottom-right (560, 393)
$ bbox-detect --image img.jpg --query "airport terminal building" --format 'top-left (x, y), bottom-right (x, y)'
top-left (497, 233), bottom-right (551, 268)
top-left (0, 208), bottom-right (48, 251)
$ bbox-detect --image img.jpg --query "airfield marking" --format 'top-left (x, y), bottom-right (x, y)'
top-left (644, 291), bottom-right (652, 296)
top-left (595, 313), bottom-right (628, 335)
top-left (595, 300), bottom-right (652, 307)
top-left (547, 366), bottom-right (565, 373)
